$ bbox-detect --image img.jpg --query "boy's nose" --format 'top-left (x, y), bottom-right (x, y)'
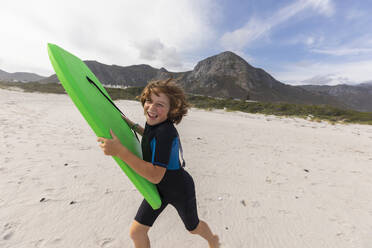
top-left (148, 103), bottom-right (155, 110)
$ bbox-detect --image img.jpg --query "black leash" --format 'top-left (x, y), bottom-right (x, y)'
top-left (86, 76), bottom-right (139, 141)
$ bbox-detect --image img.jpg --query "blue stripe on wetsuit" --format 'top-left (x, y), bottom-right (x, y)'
top-left (150, 137), bottom-right (181, 170)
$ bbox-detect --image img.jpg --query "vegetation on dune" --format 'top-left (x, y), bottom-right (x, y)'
top-left (188, 95), bottom-right (372, 125)
top-left (0, 81), bottom-right (66, 94)
top-left (106, 86), bottom-right (143, 101)
top-left (1, 81), bottom-right (372, 125)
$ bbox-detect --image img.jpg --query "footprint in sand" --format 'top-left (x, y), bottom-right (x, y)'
top-left (2, 222), bottom-right (18, 241)
top-left (104, 189), bottom-right (113, 195)
top-left (99, 237), bottom-right (115, 247)
top-left (3, 231), bottom-right (14, 240)
top-left (79, 146), bottom-right (92, 151)
top-left (44, 188), bottom-right (56, 195)
top-left (201, 210), bottom-right (209, 218)
top-left (51, 238), bottom-right (62, 244)
top-left (251, 201), bottom-right (261, 208)
top-left (5, 143), bottom-right (14, 150)
top-left (33, 239), bottom-right (46, 248)
top-left (4, 157), bottom-right (12, 163)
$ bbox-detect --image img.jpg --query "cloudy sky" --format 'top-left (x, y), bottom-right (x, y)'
top-left (1, 0), bottom-right (372, 85)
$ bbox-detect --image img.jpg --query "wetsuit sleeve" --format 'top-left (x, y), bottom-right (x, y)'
top-left (152, 129), bottom-right (175, 168)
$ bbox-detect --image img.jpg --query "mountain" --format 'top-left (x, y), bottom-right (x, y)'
top-left (40, 52), bottom-right (344, 108)
top-left (358, 81), bottom-right (372, 87)
top-left (40, 61), bottom-right (174, 86)
top-left (10, 50), bottom-right (372, 112)
top-left (0, 69), bottom-right (46, 82)
top-left (176, 52), bottom-right (345, 107)
top-left (300, 83), bottom-right (372, 112)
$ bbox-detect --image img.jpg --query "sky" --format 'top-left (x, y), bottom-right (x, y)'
top-left (1, 0), bottom-right (372, 85)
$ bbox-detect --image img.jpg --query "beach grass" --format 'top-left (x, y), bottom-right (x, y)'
top-left (1, 81), bottom-right (372, 125)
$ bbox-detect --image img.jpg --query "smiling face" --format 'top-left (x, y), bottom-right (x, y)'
top-left (143, 92), bottom-right (170, 126)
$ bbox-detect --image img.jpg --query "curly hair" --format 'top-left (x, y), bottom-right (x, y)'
top-left (140, 78), bottom-right (190, 124)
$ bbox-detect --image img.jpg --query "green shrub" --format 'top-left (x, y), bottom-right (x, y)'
top-left (2, 81), bottom-right (372, 125)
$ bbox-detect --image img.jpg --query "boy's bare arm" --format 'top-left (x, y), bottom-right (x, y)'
top-left (116, 147), bottom-right (166, 184)
top-left (121, 114), bottom-right (144, 136)
top-left (97, 129), bottom-right (165, 184)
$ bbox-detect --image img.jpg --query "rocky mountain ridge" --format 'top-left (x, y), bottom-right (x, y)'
top-left (0, 69), bottom-right (46, 82)
top-left (2, 51), bottom-right (372, 112)
top-left (40, 52), bottom-right (345, 108)
top-left (300, 83), bottom-right (372, 112)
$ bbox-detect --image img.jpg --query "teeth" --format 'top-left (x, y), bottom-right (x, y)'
top-left (148, 112), bottom-right (157, 118)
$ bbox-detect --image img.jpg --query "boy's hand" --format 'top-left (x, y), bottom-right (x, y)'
top-left (121, 114), bottom-right (130, 122)
top-left (97, 129), bottom-right (123, 156)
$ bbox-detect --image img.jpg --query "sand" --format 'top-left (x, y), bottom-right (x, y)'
top-left (1, 88), bottom-right (372, 248)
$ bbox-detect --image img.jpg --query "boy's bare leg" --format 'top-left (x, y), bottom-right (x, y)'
top-left (129, 220), bottom-right (151, 248)
top-left (190, 220), bottom-right (220, 248)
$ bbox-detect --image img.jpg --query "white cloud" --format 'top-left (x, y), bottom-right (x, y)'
top-left (220, 0), bottom-right (334, 50)
top-left (219, 18), bottom-right (271, 50)
top-left (135, 40), bottom-right (166, 61)
top-left (306, 37), bottom-right (315, 45)
top-left (300, 74), bottom-right (353, 85)
top-left (345, 8), bottom-right (367, 21)
top-left (0, 0), bottom-right (219, 75)
top-left (273, 59), bottom-right (372, 85)
top-left (134, 39), bottom-right (182, 68)
top-left (306, 0), bottom-right (334, 17)
top-left (311, 48), bottom-right (372, 56)
top-left (286, 34), bottom-right (325, 47)
top-left (309, 33), bottom-right (372, 56)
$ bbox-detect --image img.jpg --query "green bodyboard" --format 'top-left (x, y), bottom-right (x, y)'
top-left (47, 43), bottom-right (161, 209)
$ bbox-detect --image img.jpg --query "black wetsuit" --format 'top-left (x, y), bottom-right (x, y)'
top-left (134, 120), bottom-right (199, 231)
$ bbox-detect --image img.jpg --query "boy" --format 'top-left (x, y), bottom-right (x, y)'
top-left (97, 79), bottom-right (219, 248)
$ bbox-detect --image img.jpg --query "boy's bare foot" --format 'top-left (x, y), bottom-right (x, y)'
top-left (209, 235), bottom-right (220, 248)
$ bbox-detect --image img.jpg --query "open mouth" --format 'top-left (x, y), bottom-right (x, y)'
top-left (147, 112), bottom-right (158, 119)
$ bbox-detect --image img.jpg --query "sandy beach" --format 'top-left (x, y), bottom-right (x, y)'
top-left (1, 88), bottom-right (372, 248)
